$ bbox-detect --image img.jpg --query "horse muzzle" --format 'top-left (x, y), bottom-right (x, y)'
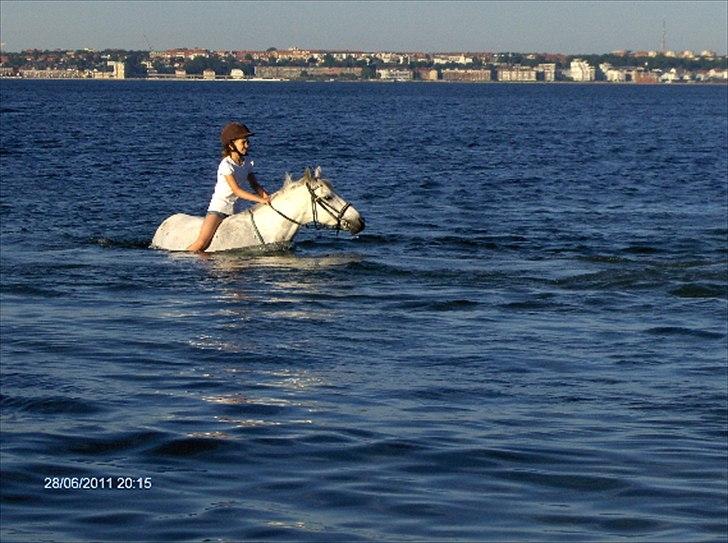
top-left (348, 216), bottom-right (365, 235)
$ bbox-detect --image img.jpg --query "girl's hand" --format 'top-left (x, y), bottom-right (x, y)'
top-left (261, 194), bottom-right (271, 205)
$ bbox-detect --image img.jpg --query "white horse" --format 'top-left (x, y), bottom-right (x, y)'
top-left (150, 167), bottom-right (365, 252)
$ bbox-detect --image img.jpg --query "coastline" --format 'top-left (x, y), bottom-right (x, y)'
top-left (1, 76), bottom-right (725, 85)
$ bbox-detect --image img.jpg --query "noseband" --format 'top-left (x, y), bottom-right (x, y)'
top-left (305, 182), bottom-right (352, 232)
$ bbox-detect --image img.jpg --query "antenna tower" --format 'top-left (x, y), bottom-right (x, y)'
top-left (661, 20), bottom-right (666, 53)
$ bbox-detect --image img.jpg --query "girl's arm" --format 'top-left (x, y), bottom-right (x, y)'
top-left (224, 174), bottom-right (270, 204)
top-left (247, 172), bottom-right (270, 199)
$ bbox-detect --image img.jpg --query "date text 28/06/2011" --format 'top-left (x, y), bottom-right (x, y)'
top-left (44, 477), bottom-right (153, 490)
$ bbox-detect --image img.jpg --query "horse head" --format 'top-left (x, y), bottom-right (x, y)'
top-left (285, 167), bottom-right (365, 235)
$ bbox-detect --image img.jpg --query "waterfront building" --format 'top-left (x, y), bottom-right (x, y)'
top-left (276, 47), bottom-right (315, 62)
top-left (600, 63), bottom-right (627, 82)
top-left (536, 63), bottom-right (556, 82)
top-left (442, 68), bottom-right (492, 82)
top-left (694, 69), bottom-right (727, 81)
top-left (570, 59), bottom-right (595, 81)
top-left (373, 52), bottom-right (409, 64)
top-left (109, 61), bottom-right (125, 79)
top-left (255, 66), bottom-right (363, 79)
top-left (599, 62), bottom-right (611, 80)
top-left (309, 66), bottom-right (363, 77)
top-left (433, 54), bottom-right (474, 65)
top-left (233, 50), bottom-right (269, 62)
top-left (409, 52), bottom-right (431, 63)
top-left (150, 48), bottom-right (209, 61)
top-left (203, 69), bottom-right (215, 80)
top-left (629, 69), bottom-right (659, 84)
top-left (415, 68), bottom-right (438, 81)
top-left (496, 65), bottom-right (537, 82)
top-left (694, 70), bottom-right (707, 81)
top-left (21, 68), bottom-right (87, 79)
top-left (230, 68), bottom-right (245, 79)
top-left (472, 52), bottom-right (495, 63)
top-left (87, 62), bottom-right (125, 79)
top-left (376, 68), bottom-right (413, 80)
top-left (255, 66), bottom-right (303, 79)
top-left (660, 68), bottom-right (690, 83)
top-left (174, 69), bottom-right (187, 79)
top-left (329, 51), bottom-right (355, 61)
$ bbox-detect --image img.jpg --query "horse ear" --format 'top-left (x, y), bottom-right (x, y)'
top-left (303, 167), bottom-right (312, 180)
top-left (283, 173), bottom-right (293, 187)
top-left (314, 166), bottom-right (322, 179)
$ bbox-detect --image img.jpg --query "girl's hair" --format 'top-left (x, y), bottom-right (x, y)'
top-left (221, 143), bottom-right (233, 157)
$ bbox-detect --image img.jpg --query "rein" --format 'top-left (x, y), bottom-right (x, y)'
top-left (250, 181), bottom-right (350, 246)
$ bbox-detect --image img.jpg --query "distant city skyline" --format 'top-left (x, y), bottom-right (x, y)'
top-left (1, 1), bottom-right (726, 55)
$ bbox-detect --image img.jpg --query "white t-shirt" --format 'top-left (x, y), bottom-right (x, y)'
top-left (207, 156), bottom-right (254, 215)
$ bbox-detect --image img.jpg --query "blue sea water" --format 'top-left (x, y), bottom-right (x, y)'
top-left (0, 79), bottom-right (726, 542)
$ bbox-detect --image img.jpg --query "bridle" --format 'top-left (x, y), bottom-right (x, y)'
top-left (248, 181), bottom-right (352, 245)
top-left (306, 182), bottom-right (352, 232)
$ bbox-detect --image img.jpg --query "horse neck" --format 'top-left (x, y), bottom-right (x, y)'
top-left (252, 182), bottom-right (311, 243)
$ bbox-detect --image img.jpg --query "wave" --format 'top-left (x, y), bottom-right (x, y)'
top-left (644, 326), bottom-right (724, 339)
top-left (0, 394), bottom-right (104, 415)
top-left (578, 254), bottom-right (636, 264)
top-left (89, 237), bottom-right (151, 249)
top-left (0, 283), bottom-right (65, 298)
top-left (387, 299), bottom-right (480, 312)
top-left (623, 245), bottom-right (660, 254)
top-left (340, 259), bottom-right (512, 285)
top-left (671, 283), bottom-right (727, 299)
top-left (498, 299), bottom-right (576, 312)
top-left (148, 436), bottom-right (229, 457)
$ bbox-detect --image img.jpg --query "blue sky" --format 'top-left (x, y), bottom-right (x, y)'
top-left (1, 1), bottom-right (726, 54)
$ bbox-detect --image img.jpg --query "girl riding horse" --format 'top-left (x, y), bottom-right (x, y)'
top-left (187, 122), bottom-right (272, 252)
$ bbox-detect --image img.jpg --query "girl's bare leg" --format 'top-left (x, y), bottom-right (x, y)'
top-left (187, 214), bottom-right (224, 252)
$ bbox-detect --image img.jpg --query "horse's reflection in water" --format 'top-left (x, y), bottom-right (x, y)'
top-left (179, 247), bottom-right (364, 337)
top-left (201, 251), bottom-right (363, 275)
top-left (209, 251), bottom-right (362, 312)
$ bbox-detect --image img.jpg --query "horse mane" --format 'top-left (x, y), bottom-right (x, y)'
top-left (277, 167), bottom-right (331, 195)
top-left (247, 167), bottom-right (328, 212)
